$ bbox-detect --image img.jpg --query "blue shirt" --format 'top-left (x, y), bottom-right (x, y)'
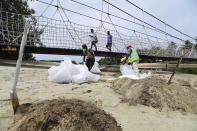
top-left (127, 48), bottom-right (132, 55)
top-left (107, 34), bottom-right (112, 43)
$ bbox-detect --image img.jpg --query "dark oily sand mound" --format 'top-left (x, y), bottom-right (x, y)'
top-left (12, 99), bottom-right (122, 131)
top-left (112, 76), bottom-right (197, 113)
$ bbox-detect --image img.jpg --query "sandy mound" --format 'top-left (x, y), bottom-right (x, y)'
top-left (11, 99), bottom-right (122, 131)
top-left (112, 76), bottom-right (197, 113)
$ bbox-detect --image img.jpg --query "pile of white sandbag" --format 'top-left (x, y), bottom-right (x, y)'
top-left (48, 57), bottom-right (100, 84)
top-left (120, 64), bottom-right (151, 80)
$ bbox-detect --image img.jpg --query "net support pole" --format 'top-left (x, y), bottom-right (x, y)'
top-left (168, 48), bottom-right (189, 85)
top-left (10, 22), bottom-right (31, 114)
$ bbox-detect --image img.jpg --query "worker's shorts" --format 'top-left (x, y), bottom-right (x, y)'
top-left (86, 58), bottom-right (95, 71)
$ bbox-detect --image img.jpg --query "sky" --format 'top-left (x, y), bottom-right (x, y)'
top-left (27, 0), bottom-right (197, 61)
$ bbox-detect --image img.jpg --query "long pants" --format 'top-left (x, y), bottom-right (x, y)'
top-left (106, 43), bottom-right (112, 52)
top-left (91, 41), bottom-right (97, 51)
top-left (86, 58), bottom-right (95, 71)
top-left (131, 61), bottom-right (139, 76)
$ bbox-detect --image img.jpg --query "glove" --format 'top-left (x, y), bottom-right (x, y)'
top-left (121, 61), bottom-right (125, 65)
top-left (121, 57), bottom-right (126, 64)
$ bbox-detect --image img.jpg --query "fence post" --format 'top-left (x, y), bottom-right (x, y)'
top-left (168, 49), bottom-right (189, 85)
top-left (10, 22), bottom-right (31, 114)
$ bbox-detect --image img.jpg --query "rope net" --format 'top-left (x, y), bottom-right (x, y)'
top-left (0, 6), bottom-right (196, 59)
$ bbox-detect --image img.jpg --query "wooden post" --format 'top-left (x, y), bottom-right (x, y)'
top-left (168, 49), bottom-right (189, 85)
top-left (10, 22), bottom-right (31, 114)
top-left (165, 63), bottom-right (168, 71)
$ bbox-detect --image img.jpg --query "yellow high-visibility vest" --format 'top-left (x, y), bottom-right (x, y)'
top-left (128, 48), bottom-right (139, 63)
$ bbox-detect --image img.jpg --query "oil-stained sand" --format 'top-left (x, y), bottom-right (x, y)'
top-left (10, 99), bottom-right (122, 131)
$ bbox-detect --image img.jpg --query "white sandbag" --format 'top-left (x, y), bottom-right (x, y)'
top-left (48, 62), bottom-right (72, 83)
top-left (139, 72), bottom-right (151, 79)
top-left (86, 71), bottom-right (100, 82)
top-left (71, 65), bottom-right (88, 84)
top-left (120, 64), bottom-right (151, 80)
top-left (48, 57), bottom-right (100, 84)
top-left (53, 67), bottom-right (72, 83)
top-left (107, 78), bottom-right (116, 81)
top-left (48, 66), bottom-right (58, 81)
top-left (120, 74), bottom-right (140, 80)
top-left (90, 62), bottom-right (101, 73)
top-left (62, 57), bottom-right (79, 76)
top-left (72, 64), bottom-right (100, 84)
top-left (120, 64), bottom-right (135, 76)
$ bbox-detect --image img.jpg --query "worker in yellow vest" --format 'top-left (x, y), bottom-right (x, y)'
top-left (82, 44), bottom-right (95, 71)
top-left (121, 45), bottom-right (140, 76)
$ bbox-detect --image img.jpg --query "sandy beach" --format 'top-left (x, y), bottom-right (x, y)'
top-left (0, 63), bottom-right (197, 131)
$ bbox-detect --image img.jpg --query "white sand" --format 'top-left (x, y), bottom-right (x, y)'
top-left (0, 65), bottom-right (197, 131)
